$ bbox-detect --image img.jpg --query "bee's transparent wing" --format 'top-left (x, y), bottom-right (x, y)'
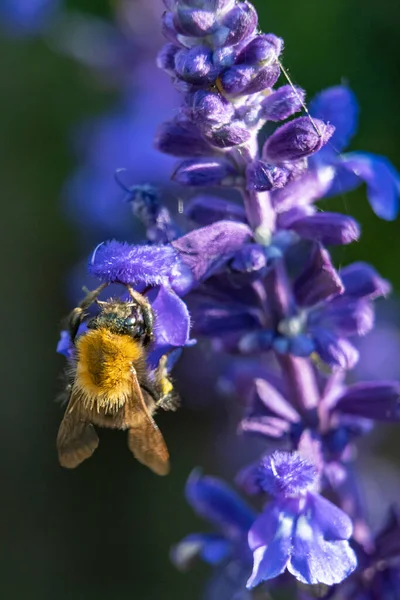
top-left (126, 372), bottom-right (170, 476)
top-left (57, 394), bottom-right (99, 468)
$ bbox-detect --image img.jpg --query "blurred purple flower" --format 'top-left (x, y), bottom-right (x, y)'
top-left (172, 470), bottom-right (256, 599)
top-left (0, 0), bottom-right (61, 35)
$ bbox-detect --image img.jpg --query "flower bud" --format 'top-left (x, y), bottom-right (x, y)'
top-left (260, 85), bottom-right (305, 122)
top-left (175, 45), bottom-right (219, 84)
top-left (263, 117), bottom-right (335, 163)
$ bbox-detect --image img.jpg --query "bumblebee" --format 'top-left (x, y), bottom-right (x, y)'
top-left (57, 284), bottom-right (174, 475)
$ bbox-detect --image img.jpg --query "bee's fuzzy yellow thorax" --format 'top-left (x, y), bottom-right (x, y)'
top-left (74, 328), bottom-right (143, 412)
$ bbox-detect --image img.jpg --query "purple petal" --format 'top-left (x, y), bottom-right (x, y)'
top-left (334, 381), bottom-right (400, 422)
top-left (171, 220), bottom-right (252, 282)
top-left (310, 86), bottom-right (359, 157)
top-left (312, 329), bottom-right (359, 370)
top-left (257, 451), bottom-right (317, 498)
top-left (171, 533), bottom-right (230, 570)
top-left (149, 285), bottom-right (191, 351)
top-left (56, 330), bottom-right (74, 359)
top-left (254, 379), bottom-right (300, 424)
top-left (340, 262), bottom-right (391, 300)
top-left (263, 117), bottom-right (335, 164)
top-left (341, 152), bottom-right (399, 221)
top-left (247, 502), bottom-right (294, 588)
top-left (312, 297), bottom-right (374, 337)
top-left (185, 470), bottom-right (256, 540)
top-left (184, 194), bottom-right (246, 226)
top-left (89, 240), bottom-right (183, 287)
top-left (294, 244), bottom-right (344, 307)
top-left (239, 416), bottom-right (293, 440)
top-left (288, 514), bottom-right (357, 585)
top-left (272, 166), bottom-right (336, 212)
top-left (288, 212), bottom-right (360, 246)
top-left (172, 157), bottom-right (239, 187)
top-left (308, 493), bottom-right (353, 540)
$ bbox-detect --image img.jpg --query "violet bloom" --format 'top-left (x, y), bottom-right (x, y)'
top-left (246, 451), bottom-right (356, 587)
top-left (189, 244), bottom-right (389, 370)
top-left (172, 470), bottom-right (256, 599)
top-left (234, 366), bottom-right (400, 463)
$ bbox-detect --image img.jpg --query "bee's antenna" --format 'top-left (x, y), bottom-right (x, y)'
top-left (277, 58), bottom-right (322, 138)
top-left (114, 168), bottom-right (131, 193)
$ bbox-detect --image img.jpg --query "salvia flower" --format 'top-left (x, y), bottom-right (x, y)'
top-left (245, 451), bottom-right (357, 588)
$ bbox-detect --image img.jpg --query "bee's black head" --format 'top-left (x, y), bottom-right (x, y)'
top-left (87, 299), bottom-right (154, 347)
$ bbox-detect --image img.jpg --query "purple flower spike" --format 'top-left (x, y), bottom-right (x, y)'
top-left (56, 0), bottom-right (400, 595)
top-left (263, 117), bottom-right (335, 164)
top-left (247, 451), bottom-right (357, 588)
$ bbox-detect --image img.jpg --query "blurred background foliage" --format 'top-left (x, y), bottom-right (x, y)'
top-left (0, 0), bottom-right (399, 598)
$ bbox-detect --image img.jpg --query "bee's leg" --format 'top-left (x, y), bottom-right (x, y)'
top-left (154, 354), bottom-right (179, 412)
top-left (126, 285), bottom-right (154, 347)
top-left (68, 283), bottom-right (109, 342)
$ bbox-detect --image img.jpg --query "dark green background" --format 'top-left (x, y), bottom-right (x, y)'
top-left (0, 1), bottom-right (399, 598)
